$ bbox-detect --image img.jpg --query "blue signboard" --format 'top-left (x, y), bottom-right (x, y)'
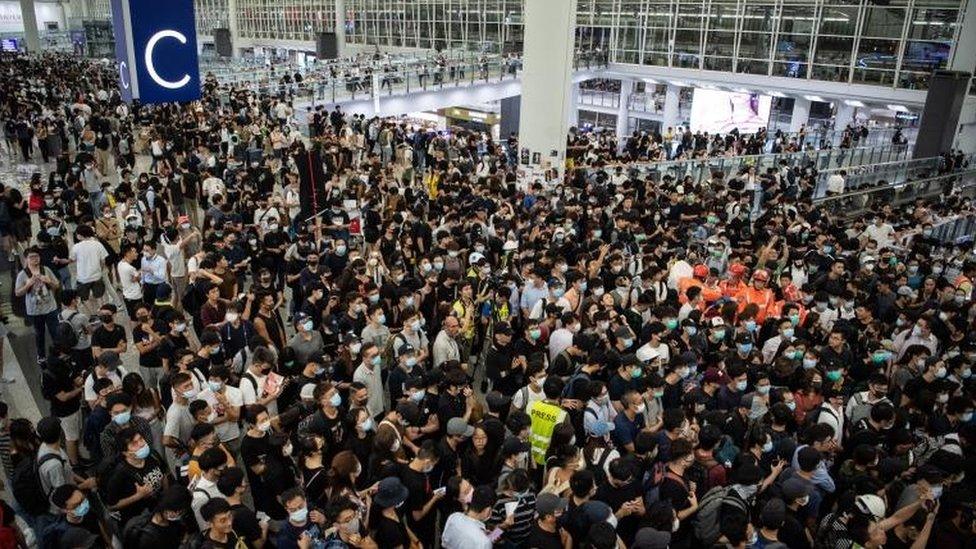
top-left (112, 0), bottom-right (201, 104)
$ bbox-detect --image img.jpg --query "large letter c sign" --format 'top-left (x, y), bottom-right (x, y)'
top-left (145, 30), bottom-right (191, 89)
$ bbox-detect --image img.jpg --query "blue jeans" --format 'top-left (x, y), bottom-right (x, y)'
top-left (30, 309), bottom-right (61, 360)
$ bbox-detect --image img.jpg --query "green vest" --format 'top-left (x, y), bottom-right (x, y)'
top-left (528, 400), bottom-right (567, 465)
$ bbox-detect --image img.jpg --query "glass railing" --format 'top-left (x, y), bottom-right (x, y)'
top-left (202, 56), bottom-right (526, 107)
top-left (812, 169), bottom-right (976, 219)
top-left (578, 89), bottom-right (620, 109)
top-left (813, 155), bottom-right (975, 198)
top-left (594, 143), bottom-right (911, 185)
top-left (928, 213), bottom-right (976, 245)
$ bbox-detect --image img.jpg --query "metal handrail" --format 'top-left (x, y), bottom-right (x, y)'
top-left (813, 168), bottom-right (976, 203)
top-left (812, 169), bottom-right (976, 219)
top-left (814, 155), bottom-right (975, 197)
top-left (592, 143), bottom-right (911, 185)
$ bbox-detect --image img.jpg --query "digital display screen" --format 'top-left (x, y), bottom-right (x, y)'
top-left (689, 89), bottom-right (772, 134)
top-left (1, 39), bottom-right (18, 52)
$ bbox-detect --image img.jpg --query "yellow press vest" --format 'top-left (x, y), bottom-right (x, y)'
top-left (528, 400), bottom-right (567, 465)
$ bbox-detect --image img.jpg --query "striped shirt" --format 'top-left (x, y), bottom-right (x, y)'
top-left (488, 493), bottom-right (537, 545)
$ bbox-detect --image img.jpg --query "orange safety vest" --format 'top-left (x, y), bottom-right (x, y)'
top-left (677, 276), bottom-right (703, 304)
top-left (736, 286), bottom-right (776, 324)
top-left (719, 278), bottom-right (746, 299)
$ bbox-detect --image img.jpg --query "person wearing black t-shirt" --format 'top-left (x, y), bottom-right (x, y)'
top-left (49, 485), bottom-right (109, 548)
top-left (528, 493), bottom-right (570, 549)
top-left (91, 304), bottom-right (127, 358)
top-left (399, 442), bottom-right (443, 549)
top-left (40, 346), bottom-right (84, 464)
top-left (105, 428), bottom-right (169, 528)
top-left (199, 498), bottom-right (245, 549)
top-left (216, 466), bottom-right (268, 549)
top-left (158, 310), bottom-right (192, 372)
top-left (240, 404), bottom-right (294, 520)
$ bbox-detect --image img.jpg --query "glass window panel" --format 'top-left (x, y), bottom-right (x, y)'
top-left (708, 2), bottom-right (740, 30)
top-left (778, 7), bottom-right (816, 34)
top-left (813, 35), bottom-right (853, 66)
top-left (811, 64), bottom-right (849, 81)
top-left (738, 59), bottom-right (770, 75)
top-left (819, 7), bottom-right (858, 35)
top-left (852, 67), bottom-right (896, 86)
top-left (901, 40), bottom-right (951, 72)
top-left (898, 71), bottom-right (931, 90)
top-left (776, 33), bottom-right (811, 61)
top-left (676, 4), bottom-right (705, 29)
top-left (643, 26), bottom-right (671, 52)
top-left (739, 32), bottom-right (772, 60)
top-left (704, 31), bottom-right (736, 56)
top-left (741, 5), bottom-right (777, 32)
top-left (673, 29), bottom-right (701, 54)
top-left (773, 60), bottom-right (807, 77)
top-left (856, 38), bottom-right (899, 70)
top-left (908, 8), bottom-right (958, 40)
top-left (704, 57), bottom-right (734, 71)
top-left (862, 7), bottom-right (905, 38)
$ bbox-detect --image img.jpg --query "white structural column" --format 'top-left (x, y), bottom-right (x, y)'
top-left (518, 0), bottom-right (578, 175)
top-left (790, 98), bottom-right (811, 132)
top-left (567, 82), bottom-right (580, 129)
top-left (615, 78), bottom-right (632, 145)
top-left (227, 0), bottom-right (240, 58)
top-left (335, 0), bottom-right (346, 58)
top-left (19, 0), bottom-right (39, 52)
top-left (661, 84), bottom-right (681, 132)
top-left (950, 0), bottom-right (976, 154)
top-left (833, 103), bottom-right (855, 144)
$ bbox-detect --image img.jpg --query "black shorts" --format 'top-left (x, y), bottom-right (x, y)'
top-left (77, 280), bottom-right (106, 300)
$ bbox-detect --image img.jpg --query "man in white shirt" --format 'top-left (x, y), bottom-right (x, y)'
top-left (163, 223), bottom-right (199, 313)
top-left (201, 169), bottom-right (225, 203)
top-left (442, 486), bottom-right (505, 549)
top-left (69, 224), bottom-right (109, 312)
top-left (860, 216), bottom-right (896, 249)
top-left (825, 170), bottom-right (846, 195)
top-left (117, 245), bottom-right (144, 319)
top-left (190, 447), bottom-right (228, 530)
top-left (432, 316), bottom-right (462, 368)
top-left (353, 343), bottom-right (385, 419)
top-left (239, 347), bottom-right (281, 417)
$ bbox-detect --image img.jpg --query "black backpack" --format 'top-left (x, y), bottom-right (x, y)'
top-left (54, 311), bottom-right (79, 350)
top-left (121, 509), bottom-right (154, 547)
top-left (11, 453), bottom-right (65, 516)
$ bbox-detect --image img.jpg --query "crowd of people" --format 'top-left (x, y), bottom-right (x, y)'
top-left (0, 50), bottom-right (973, 549)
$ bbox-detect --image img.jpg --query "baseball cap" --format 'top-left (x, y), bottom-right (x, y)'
top-left (397, 342), bottom-right (415, 356)
top-left (446, 417), bottom-right (474, 438)
top-left (693, 264), bottom-right (708, 277)
top-left (781, 478), bottom-right (811, 502)
top-left (709, 316), bottom-right (726, 327)
top-left (855, 494), bottom-right (886, 519)
top-left (299, 383), bottom-right (316, 400)
top-left (494, 322), bottom-right (513, 336)
top-left (536, 493), bottom-right (567, 517)
top-left (633, 528), bottom-right (671, 549)
top-left (486, 391), bottom-right (513, 411)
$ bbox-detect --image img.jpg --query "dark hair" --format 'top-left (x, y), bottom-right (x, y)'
top-left (105, 392), bottom-right (133, 410)
top-left (216, 467), bottom-right (246, 497)
top-left (570, 469), bottom-right (596, 498)
top-left (200, 497), bottom-right (231, 522)
top-left (50, 484), bottom-right (80, 509)
top-left (198, 447), bottom-right (228, 472)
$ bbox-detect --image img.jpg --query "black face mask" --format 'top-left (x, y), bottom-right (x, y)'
top-left (100, 314), bottom-right (114, 324)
